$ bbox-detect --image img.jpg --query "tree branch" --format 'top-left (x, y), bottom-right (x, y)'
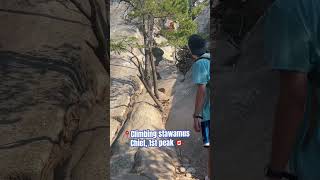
top-left (137, 61), bottom-right (164, 112)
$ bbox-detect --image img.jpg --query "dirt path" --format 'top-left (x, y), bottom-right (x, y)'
top-left (162, 68), bottom-right (208, 179)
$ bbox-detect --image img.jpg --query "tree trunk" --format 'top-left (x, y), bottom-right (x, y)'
top-left (188, 0), bottom-right (193, 14)
top-left (137, 62), bottom-right (164, 112)
top-left (147, 15), bottom-right (159, 99)
top-left (142, 16), bottom-right (152, 88)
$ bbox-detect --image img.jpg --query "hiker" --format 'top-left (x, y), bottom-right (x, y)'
top-left (188, 34), bottom-right (211, 180)
top-left (152, 47), bottom-right (164, 66)
top-left (265, 0), bottom-right (320, 180)
top-left (152, 47), bottom-right (164, 80)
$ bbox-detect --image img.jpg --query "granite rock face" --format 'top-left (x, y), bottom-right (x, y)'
top-left (109, 1), bottom-right (144, 145)
top-left (195, 6), bottom-right (210, 35)
top-left (0, 1), bottom-right (108, 179)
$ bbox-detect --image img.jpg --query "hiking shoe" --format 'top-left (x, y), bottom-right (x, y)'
top-left (203, 142), bottom-right (210, 147)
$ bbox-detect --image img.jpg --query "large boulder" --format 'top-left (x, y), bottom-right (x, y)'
top-left (110, 94), bottom-right (178, 179)
top-left (0, 1), bottom-right (108, 179)
top-left (154, 36), bottom-right (175, 61)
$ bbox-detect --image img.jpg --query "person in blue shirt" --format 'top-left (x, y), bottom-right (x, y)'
top-left (188, 34), bottom-right (211, 180)
top-left (265, 0), bottom-right (320, 179)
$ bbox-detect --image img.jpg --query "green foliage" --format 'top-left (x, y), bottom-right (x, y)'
top-left (127, 0), bottom-right (190, 18)
top-left (110, 36), bottom-right (140, 54)
top-left (160, 0), bottom-right (190, 16)
top-left (159, 0), bottom-right (198, 47)
top-left (125, 0), bottom-right (199, 48)
top-left (198, 32), bottom-right (209, 40)
top-left (161, 16), bottom-right (197, 47)
top-left (191, 0), bottom-right (209, 18)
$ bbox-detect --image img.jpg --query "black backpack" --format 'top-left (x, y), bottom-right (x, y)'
top-left (195, 56), bottom-right (211, 90)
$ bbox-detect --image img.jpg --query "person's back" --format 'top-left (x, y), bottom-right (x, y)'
top-left (265, 0), bottom-right (320, 179)
top-left (188, 34), bottom-right (211, 180)
top-left (192, 53), bottom-right (211, 123)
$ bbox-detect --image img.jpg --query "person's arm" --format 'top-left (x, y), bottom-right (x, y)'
top-left (191, 60), bottom-right (209, 132)
top-left (194, 84), bottom-right (206, 115)
top-left (269, 71), bottom-right (308, 171)
top-left (264, 2), bottom-right (312, 179)
top-left (193, 84), bottom-right (206, 132)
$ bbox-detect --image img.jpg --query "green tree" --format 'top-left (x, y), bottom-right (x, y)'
top-left (110, 37), bottom-right (164, 111)
top-left (121, 0), bottom-right (200, 99)
top-left (159, 0), bottom-right (209, 63)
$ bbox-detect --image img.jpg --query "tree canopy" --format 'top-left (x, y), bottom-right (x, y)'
top-left (122, 0), bottom-right (208, 48)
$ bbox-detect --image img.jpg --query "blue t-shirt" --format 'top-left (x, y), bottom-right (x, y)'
top-left (265, 1), bottom-right (320, 179)
top-left (192, 53), bottom-right (211, 122)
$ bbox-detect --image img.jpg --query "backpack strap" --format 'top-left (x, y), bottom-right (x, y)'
top-left (195, 56), bottom-right (210, 62)
top-left (194, 56), bottom-right (211, 89)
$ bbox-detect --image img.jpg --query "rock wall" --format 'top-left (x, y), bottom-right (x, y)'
top-left (0, 1), bottom-right (108, 179)
top-left (109, 1), bottom-right (178, 146)
top-left (195, 6), bottom-right (210, 35)
top-left (109, 1), bottom-right (144, 145)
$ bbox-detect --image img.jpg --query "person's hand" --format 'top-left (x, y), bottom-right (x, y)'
top-left (193, 117), bottom-right (201, 132)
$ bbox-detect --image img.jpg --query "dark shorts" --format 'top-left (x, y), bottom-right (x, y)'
top-left (201, 120), bottom-right (210, 148)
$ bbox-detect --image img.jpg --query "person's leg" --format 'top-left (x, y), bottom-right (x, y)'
top-left (201, 120), bottom-right (210, 147)
top-left (201, 120), bottom-right (211, 179)
top-left (156, 71), bottom-right (161, 80)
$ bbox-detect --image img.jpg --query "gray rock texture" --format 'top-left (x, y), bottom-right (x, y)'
top-left (110, 94), bottom-right (179, 180)
top-left (109, 1), bottom-right (206, 179)
top-left (110, 1), bottom-right (144, 145)
top-left (0, 1), bottom-right (108, 179)
top-left (195, 6), bottom-right (210, 35)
